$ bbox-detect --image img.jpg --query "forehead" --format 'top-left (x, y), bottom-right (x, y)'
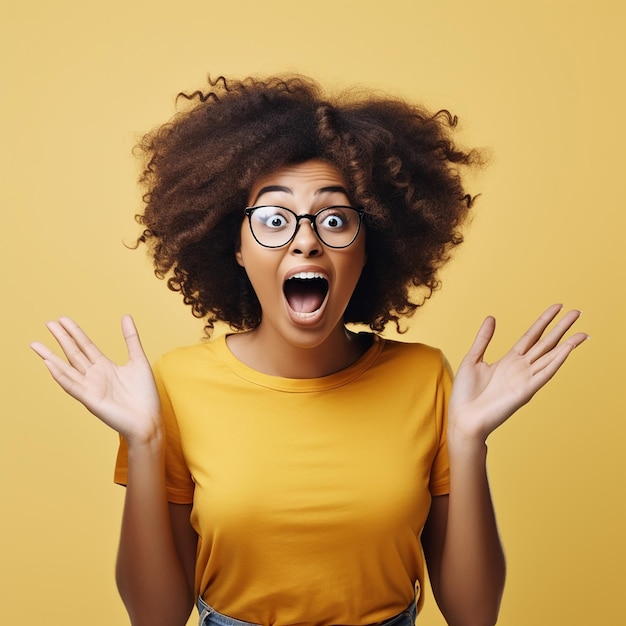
top-left (248, 159), bottom-right (349, 204)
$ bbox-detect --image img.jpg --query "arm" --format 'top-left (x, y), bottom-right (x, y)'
top-left (116, 439), bottom-right (197, 626)
top-left (31, 316), bottom-right (196, 626)
top-left (422, 462), bottom-right (504, 626)
top-left (423, 305), bottom-right (587, 626)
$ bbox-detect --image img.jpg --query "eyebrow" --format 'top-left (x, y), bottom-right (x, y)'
top-left (252, 185), bottom-right (350, 204)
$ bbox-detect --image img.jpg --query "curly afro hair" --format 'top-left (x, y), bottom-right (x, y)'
top-left (135, 74), bottom-right (483, 334)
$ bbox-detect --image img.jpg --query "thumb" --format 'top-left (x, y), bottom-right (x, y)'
top-left (121, 315), bottom-right (147, 362)
top-left (463, 316), bottom-right (496, 364)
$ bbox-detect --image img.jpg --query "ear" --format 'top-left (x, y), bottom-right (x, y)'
top-left (235, 246), bottom-right (245, 267)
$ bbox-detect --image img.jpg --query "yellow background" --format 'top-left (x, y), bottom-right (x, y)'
top-left (1, 1), bottom-right (624, 624)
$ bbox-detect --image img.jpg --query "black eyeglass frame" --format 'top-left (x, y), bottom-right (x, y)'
top-left (244, 205), bottom-right (365, 249)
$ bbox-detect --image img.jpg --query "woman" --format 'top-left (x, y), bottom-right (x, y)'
top-left (30, 75), bottom-right (587, 626)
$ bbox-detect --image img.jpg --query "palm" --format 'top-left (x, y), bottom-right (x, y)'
top-left (31, 316), bottom-right (160, 443)
top-left (449, 305), bottom-right (587, 442)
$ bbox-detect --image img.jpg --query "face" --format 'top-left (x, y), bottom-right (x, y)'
top-left (235, 159), bottom-right (367, 350)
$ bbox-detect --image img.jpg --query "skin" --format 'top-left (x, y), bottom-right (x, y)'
top-left (30, 160), bottom-right (588, 626)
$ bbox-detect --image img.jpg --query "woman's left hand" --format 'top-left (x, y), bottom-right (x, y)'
top-left (448, 304), bottom-right (588, 446)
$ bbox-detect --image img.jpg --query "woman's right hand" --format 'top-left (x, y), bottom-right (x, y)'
top-left (30, 315), bottom-right (161, 445)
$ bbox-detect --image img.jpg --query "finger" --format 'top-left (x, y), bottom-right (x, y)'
top-left (30, 341), bottom-right (87, 396)
top-left (43, 319), bottom-right (94, 373)
top-left (463, 316), bottom-right (496, 364)
top-left (121, 315), bottom-right (148, 362)
top-left (525, 309), bottom-right (582, 364)
top-left (30, 340), bottom-right (57, 361)
top-left (56, 317), bottom-right (104, 364)
top-left (529, 332), bottom-right (589, 386)
top-left (511, 304), bottom-right (563, 356)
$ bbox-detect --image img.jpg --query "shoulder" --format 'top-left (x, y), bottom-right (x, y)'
top-left (378, 337), bottom-right (449, 374)
top-left (153, 336), bottom-right (225, 379)
top-left (356, 336), bottom-right (452, 394)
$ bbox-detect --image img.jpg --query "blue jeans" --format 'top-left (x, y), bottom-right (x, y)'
top-left (197, 596), bottom-right (417, 626)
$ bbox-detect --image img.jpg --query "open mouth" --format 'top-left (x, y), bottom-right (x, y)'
top-left (283, 272), bottom-right (329, 314)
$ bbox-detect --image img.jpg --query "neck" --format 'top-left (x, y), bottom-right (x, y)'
top-left (226, 323), bottom-right (370, 379)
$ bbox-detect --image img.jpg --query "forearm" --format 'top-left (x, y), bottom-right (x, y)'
top-left (429, 305), bottom-right (586, 624)
top-left (437, 442), bottom-right (506, 626)
top-left (116, 435), bottom-right (193, 626)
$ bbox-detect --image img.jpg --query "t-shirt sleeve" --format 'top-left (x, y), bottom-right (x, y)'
top-left (428, 351), bottom-right (452, 496)
top-left (113, 357), bottom-right (195, 504)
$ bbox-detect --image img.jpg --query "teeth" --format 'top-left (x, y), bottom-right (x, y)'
top-left (288, 272), bottom-right (325, 280)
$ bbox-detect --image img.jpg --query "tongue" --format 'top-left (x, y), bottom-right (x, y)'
top-left (285, 281), bottom-right (326, 313)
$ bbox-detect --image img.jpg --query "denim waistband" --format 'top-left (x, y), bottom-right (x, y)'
top-left (197, 596), bottom-right (417, 626)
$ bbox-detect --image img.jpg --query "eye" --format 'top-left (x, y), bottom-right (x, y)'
top-left (253, 207), bottom-right (292, 230)
top-left (318, 208), bottom-right (350, 230)
top-left (267, 215), bottom-right (288, 228)
top-left (321, 215), bottom-right (343, 228)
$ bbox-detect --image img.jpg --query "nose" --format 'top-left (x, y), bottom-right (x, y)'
top-left (290, 219), bottom-right (322, 257)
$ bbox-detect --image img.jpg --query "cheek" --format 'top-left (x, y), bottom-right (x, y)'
top-left (236, 235), bottom-right (280, 304)
top-left (337, 245), bottom-right (368, 295)
top-left (351, 236), bottom-right (368, 273)
top-left (347, 228), bottom-right (367, 272)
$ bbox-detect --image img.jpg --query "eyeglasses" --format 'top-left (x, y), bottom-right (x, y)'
top-left (244, 205), bottom-right (364, 249)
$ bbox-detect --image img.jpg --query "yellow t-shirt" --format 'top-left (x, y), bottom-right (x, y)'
top-left (115, 334), bottom-right (451, 626)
